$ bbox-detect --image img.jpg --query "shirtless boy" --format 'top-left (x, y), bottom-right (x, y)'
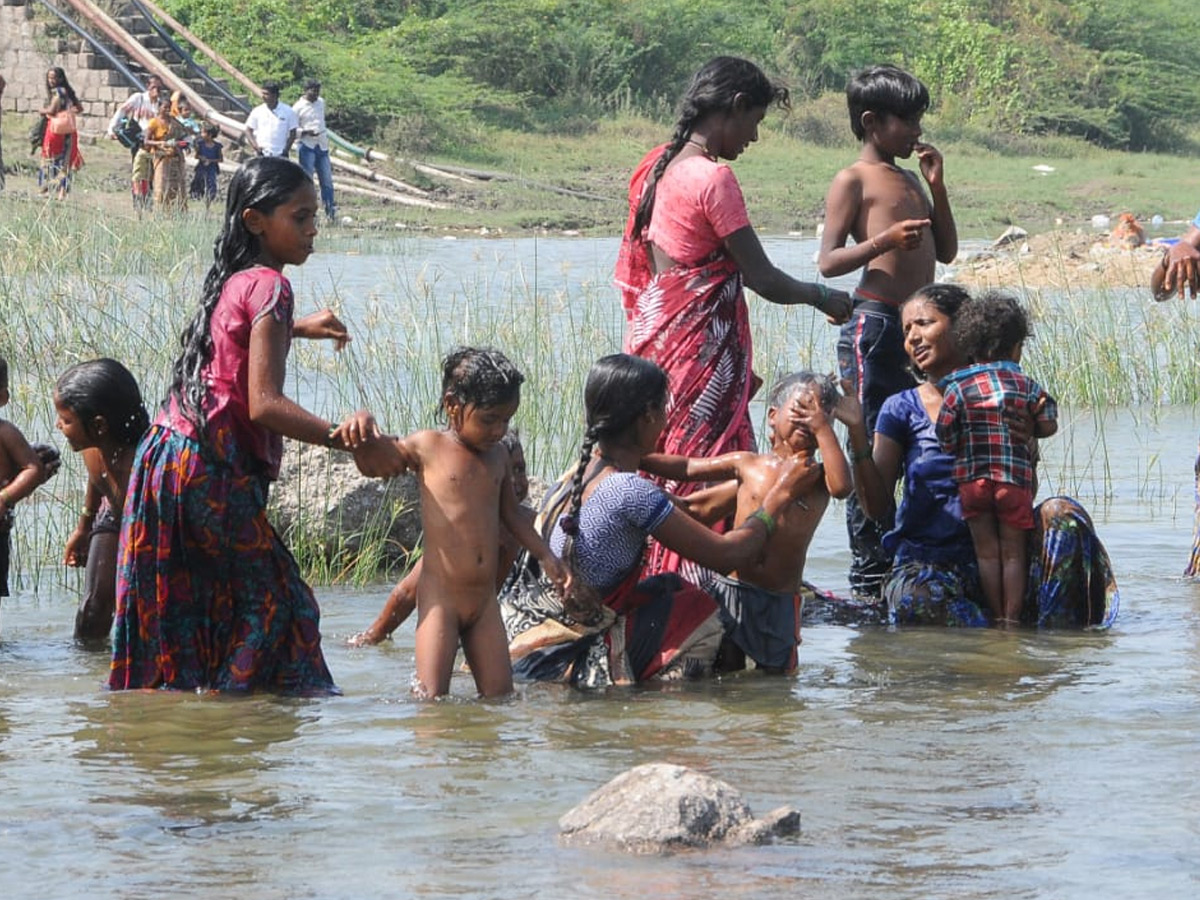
top-left (391, 348), bottom-right (569, 698)
top-left (0, 357), bottom-right (57, 598)
top-left (641, 373), bottom-right (852, 672)
top-left (817, 63), bottom-right (958, 601)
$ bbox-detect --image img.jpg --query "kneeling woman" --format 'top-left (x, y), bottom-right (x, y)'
top-left (844, 283), bottom-right (1119, 627)
top-left (502, 354), bottom-right (819, 686)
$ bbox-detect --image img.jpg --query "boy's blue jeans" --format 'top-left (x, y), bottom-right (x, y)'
top-left (298, 144), bottom-right (337, 219)
top-left (837, 299), bottom-right (917, 600)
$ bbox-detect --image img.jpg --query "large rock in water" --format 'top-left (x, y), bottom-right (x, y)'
top-left (559, 763), bottom-right (801, 853)
top-left (268, 442), bottom-right (422, 570)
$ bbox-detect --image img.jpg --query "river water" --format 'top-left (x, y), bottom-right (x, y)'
top-left (2, 236), bottom-right (1198, 897)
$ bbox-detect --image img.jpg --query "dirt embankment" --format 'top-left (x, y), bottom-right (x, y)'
top-left (952, 229), bottom-right (1166, 292)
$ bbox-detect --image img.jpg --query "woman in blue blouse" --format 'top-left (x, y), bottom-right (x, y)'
top-left (841, 284), bottom-right (1119, 628)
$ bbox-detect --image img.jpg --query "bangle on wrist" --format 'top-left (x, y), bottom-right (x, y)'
top-left (80, 506), bottom-right (97, 518)
top-left (0, 488), bottom-right (10, 506)
top-left (816, 283), bottom-right (829, 307)
top-left (851, 446), bottom-right (872, 463)
top-left (324, 424), bottom-right (339, 448)
top-left (870, 236), bottom-right (882, 255)
top-left (749, 507), bottom-right (776, 538)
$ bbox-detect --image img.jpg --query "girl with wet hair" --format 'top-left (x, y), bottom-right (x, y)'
top-left (54, 359), bottom-right (149, 644)
top-left (111, 157), bottom-right (406, 694)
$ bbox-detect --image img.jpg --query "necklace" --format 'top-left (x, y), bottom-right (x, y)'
top-left (686, 138), bottom-right (716, 160)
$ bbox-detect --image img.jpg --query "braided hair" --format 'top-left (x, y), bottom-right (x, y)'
top-left (559, 354), bottom-right (668, 558)
top-left (55, 358), bottom-right (150, 448)
top-left (167, 157), bottom-right (311, 440)
top-left (631, 56), bottom-right (789, 239)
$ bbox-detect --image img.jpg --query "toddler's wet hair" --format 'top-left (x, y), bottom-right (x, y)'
top-left (953, 290), bottom-right (1030, 363)
top-left (768, 370), bottom-right (838, 414)
top-left (441, 347), bottom-right (525, 409)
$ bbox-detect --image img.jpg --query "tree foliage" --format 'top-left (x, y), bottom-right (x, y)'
top-left (161, 0), bottom-right (1200, 152)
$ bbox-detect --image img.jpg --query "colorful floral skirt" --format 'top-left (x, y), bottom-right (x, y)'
top-left (503, 571), bottom-right (725, 688)
top-left (885, 496), bottom-right (1120, 629)
top-left (109, 425), bottom-right (336, 694)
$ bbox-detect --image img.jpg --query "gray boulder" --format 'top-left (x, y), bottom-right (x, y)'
top-left (268, 442), bottom-right (421, 570)
top-left (559, 762), bottom-right (800, 853)
top-left (267, 441), bottom-right (552, 574)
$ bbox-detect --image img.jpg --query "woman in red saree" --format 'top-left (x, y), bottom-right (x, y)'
top-left (38, 68), bottom-right (84, 200)
top-left (617, 56), bottom-right (851, 574)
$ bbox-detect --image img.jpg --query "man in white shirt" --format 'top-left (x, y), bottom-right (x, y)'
top-left (293, 79), bottom-right (337, 221)
top-left (244, 82), bottom-right (297, 158)
top-left (106, 75), bottom-right (163, 210)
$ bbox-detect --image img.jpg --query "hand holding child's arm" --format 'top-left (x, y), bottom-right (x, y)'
top-left (293, 308), bottom-right (351, 350)
top-left (329, 409), bottom-right (381, 450)
top-left (350, 434), bottom-right (415, 478)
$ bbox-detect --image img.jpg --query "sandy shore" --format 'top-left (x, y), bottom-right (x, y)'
top-left (950, 229), bottom-right (1166, 293)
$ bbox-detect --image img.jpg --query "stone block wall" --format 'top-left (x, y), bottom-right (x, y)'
top-left (1, 0), bottom-right (136, 135)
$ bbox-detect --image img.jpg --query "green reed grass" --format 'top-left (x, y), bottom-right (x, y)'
top-left (2, 192), bottom-right (1196, 589)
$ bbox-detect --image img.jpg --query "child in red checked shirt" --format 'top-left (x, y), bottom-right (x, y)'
top-left (935, 291), bottom-right (1057, 627)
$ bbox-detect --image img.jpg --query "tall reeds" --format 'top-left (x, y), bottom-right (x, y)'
top-left (1, 192), bottom-right (1193, 586)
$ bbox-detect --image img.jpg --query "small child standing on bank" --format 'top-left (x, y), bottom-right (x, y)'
top-left (935, 291), bottom-right (1057, 626)
top-left (54, 359), bottom-right (150, 645)
top-left (641, 372), bottom-right (852, 672)
top-left (389, 348), bottom-right (570, 699)
top-left (190, 124), bottom-right (224, 208)
top-left (818, 64), bottom-right (958, 602)
top-left (0, 357), bottom-right (54, 599)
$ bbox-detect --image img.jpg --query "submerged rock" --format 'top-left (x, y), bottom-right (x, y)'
top-left (559, 762), bottom-right (800, 853)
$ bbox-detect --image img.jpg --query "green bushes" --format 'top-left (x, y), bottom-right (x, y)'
top-left (159, 0), bottom-right (1200, 155)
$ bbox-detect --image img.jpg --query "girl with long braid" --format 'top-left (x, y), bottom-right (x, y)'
top-left (110, 158), bottom-right (406, 693)
top-left (615, 57), bottom-right (852, 576)
top-left (503, 354), bottom-right (820, 687)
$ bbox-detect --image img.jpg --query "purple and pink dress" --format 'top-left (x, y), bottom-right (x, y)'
top-left (110, 266), bottom-right (335, 694)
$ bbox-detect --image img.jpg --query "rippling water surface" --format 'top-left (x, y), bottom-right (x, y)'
top-left (2, 238), bottom-right (1198, 897)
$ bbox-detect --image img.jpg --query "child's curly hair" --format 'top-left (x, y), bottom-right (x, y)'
top-left (440, 346), bottom-right (525, 411)
top-left (952, 290), bottom-right (1030, 363)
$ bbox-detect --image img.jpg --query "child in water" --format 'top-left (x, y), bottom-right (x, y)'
top-left (348, 429), bottom-right (533, 647)
top-left (935, 291), bottom-right (1058, 626)
top-left (0, 356), bottom-right (56, 599)
top-left (641, 372), bottom-right (852, 672)
top-left (388, 348), bottom-right (570, 699)
top-left (54, 359), bottom-right (150, 645)
top-left (111, 157), bottom-right (404, 694)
